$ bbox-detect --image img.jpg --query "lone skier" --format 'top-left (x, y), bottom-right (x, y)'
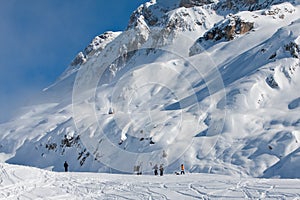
top-left (181, 164), bottom-right (185, 175)
top-left (64, 161), bottom-right (69, 172)
top-left (153, 164), bottom-right (158, 176)
top-left (159, 164), bottom-right (164, 176)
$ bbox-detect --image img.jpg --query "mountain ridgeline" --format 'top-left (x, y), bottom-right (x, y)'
top-left (0, 0), bottom-right (299, 178)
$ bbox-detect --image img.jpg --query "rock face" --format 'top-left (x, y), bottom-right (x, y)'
top-left (70, 52), bottom-right (86, 67)
top-left (226, 0), bottom-right (258, 7)
top-left (262, 2), bottom-right (296, 19)
top-left (70, 31), bottom-right (121, 67)
top-left (179, 0), bottom-right (214, 8)
top-left (189, 14), bottom-right (254, 56)
top-left (60, 31), bottom-right (121, 81)
top-left (219, 0), bottom-right (288, 11)
top-left (285, 41), bottom-right (300, 58)
top-left (203, 15), bottom-right (254, 41)
top-left (83, 32), bottom-right (120, 57)
top-left (128, 2), bottom-right (160, 29)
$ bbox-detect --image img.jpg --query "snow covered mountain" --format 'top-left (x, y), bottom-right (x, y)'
top-left (0, 0), bottom-right (300, 178)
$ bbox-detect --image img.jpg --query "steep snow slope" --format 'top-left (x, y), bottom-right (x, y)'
top-left (0, 0), bottom-right (300, 178)
top-left (0, 163), bottom-right (299, 199)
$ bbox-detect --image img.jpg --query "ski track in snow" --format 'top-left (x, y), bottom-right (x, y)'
top-left (0, 164), bottom-right (300, 199)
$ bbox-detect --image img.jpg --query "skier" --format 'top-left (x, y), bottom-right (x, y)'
top-left (181, 164), bottom-right (185, 175)
top-left (153, 164), bottom-right (158, 176)
top-left (64, 161), bottom-right (69, 172)
top-left (159, 164), bottom-right (164, 176)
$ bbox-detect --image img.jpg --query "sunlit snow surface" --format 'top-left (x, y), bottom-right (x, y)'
top-left (0, 163), bottom-right (299, 200)
top-left (0, 1), bottom-right (300, 179)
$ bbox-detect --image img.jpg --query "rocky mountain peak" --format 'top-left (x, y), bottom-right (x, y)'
top-left (218, 0), bottom-right (292, 12)
top-left (179, 0), bottom-right (215, 8)
top-left (127, 0), bottom-right (294, 31)
top-left (59, 31), bottom-right (121, 81)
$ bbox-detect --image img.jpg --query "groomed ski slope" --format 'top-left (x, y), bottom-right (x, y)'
top-left (0, 163), bottom-right (299, 199)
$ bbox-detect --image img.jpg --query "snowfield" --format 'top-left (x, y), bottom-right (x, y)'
top-left (1, 2), bottom-right (300, 196)
top-left (0, 163), bottom-right (300, 200)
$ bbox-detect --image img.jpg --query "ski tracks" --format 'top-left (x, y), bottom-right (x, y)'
top-left (0, 165), bottom-right (56, 200)
top-left (1, 164), bottom-right (300, 199)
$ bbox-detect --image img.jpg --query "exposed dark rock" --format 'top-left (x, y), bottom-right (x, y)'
top-left (285, 42), bottom-right (300, 58)
top-left (266, 75), bottom-right (279, 89)
top-left (262, 3), bottom-right (295, 17)
top-left (69, 31), bottom-right (119, 68)
top-left (70, 52), bottom-right (86, 66)
top-left (61, 135), bottom-right (80, 148)
top-left (268, 145), bottom-right (273, 150)
top-left (128, 3), bottom-right (159, 29)
top-left (269, 53), bottom-right (277, 59)
top-left (84, 32), bottom-right (116, 56)
top-left (218, 0), bottom-right (288, 12)
top-left (45, 143), bottom-right (57, 151)
top-left (202, 16), bottom-right (254, 41)
top-left (179, 0), bottom-right (214, 8)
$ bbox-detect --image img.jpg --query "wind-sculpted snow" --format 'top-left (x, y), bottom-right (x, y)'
top-left (0, 163), bottom-right (300, 199)
top-left (0, 0), bottom-right (300, 179)
top-left (71, 26), bottom-right (226, 174)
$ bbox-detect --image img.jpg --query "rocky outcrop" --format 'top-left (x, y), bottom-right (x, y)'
top-left (128, 0), bottom-right (214, 31)
top-left (189, 14), bottom-right (254, 56)
top-left (266, 75), bottom-right (279, 89)
top-left (202, 15), bottom-right (254, 41)
top-left (179, 0), bottom-right (214, 8)
top-left (70, 32), bottom-right (120, 67)
top-left (59, 31), bottom-right (122, 81)
top-left (164, 7), bottom-right (207, 32)
top-left (70, 52), bottom-right (86, 67)
top-left (128, 2), bottom-right (161, 28)
top-left (217, 0), bottom-right (288, 12)
top-left (262, 2), bottom-right (295, 19)
top-left (83, 32), bottom-right (120, 57)
top-left (285, 41), bottom-right (300, 58)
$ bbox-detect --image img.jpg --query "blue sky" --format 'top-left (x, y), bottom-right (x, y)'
top-left (0, 0), bottom-right (148, 122)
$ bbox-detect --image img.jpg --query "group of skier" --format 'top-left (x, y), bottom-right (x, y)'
top-left (153, 164), bottom-right (164, 176)
top-left (152, 164), bottom-right (185, 176)
top-left (63, 161), bottom-right (186, 175)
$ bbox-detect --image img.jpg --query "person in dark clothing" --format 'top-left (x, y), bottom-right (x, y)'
top-left (64, 161), bottom-right (69, 172)
top-left (159, 164), bottom-right (164, 176)
top-left (153, 164), bottom-right (158, 175)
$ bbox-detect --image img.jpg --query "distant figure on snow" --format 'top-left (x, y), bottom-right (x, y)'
top-left (153, 164), bottom-right (158, 176)
top-left (108, 107), bottom-right (114, 114)
top-left (159, 164), bottom-right (164, 176)
top-left (64, 161), bottom-right (69, 172)
top-left (181, 164), bottom-right (185, 175)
